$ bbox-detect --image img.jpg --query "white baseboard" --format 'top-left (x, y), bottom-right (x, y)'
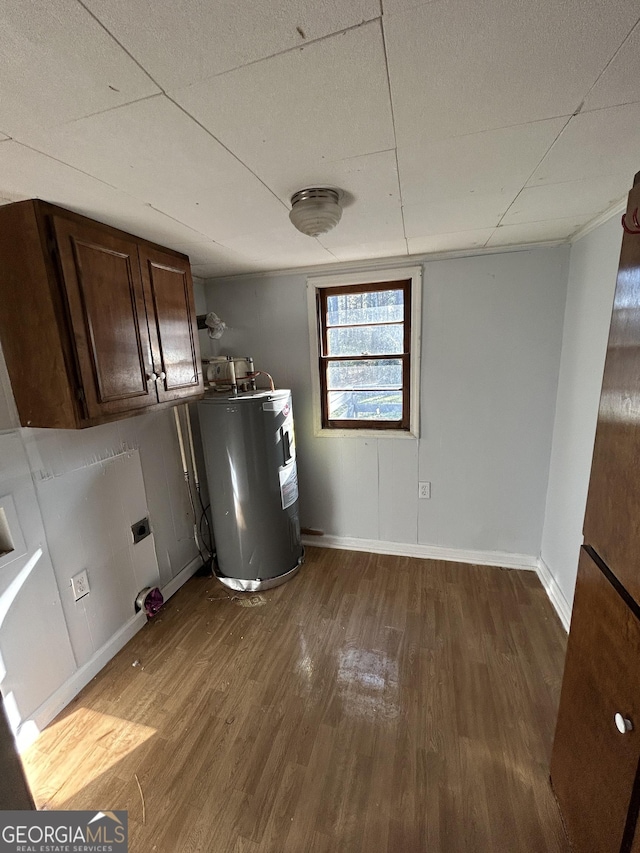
top-left (302, 534), bottom-right (538, 571)
top-left (535, 556), bottom-right (572, 633)
top-left (19, 555), bottom-right (204, 751)
top-left (160, 554), bottom-right (204, 600)
top-left (302, 534), bottom-right (572, 631)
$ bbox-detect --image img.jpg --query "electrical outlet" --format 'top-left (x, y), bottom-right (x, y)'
top-left (419, 481), bottom-right (431, 499)
top-left (71, 569), bottom-right (90, 601)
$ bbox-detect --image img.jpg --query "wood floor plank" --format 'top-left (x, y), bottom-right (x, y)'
top-left (22, 547), bottom-right (569, 852)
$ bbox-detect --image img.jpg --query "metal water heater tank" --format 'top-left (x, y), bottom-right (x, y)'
top-left (198, 389), bottom-right (304, 591)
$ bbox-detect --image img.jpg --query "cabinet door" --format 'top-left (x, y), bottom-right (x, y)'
top-left (53, 216), bottom-right (157, 419)
top-left (139, 246), bottom-right (203, 403)
top-left (583, 179), bottom-right (640, 601)
top-left (551, 547), bottom-right (640, 853)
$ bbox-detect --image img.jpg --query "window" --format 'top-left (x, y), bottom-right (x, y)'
top-left (308, 267), bottom-right (421, 437)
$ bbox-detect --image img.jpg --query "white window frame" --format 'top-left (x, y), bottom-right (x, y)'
top-left (307, 266), bottom-right (422, 438)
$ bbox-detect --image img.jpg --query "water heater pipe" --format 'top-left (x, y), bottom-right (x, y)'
top-left (183, 403), bottom-right (201, 492)
top-left (248, 371), bottom-right (275, 391)
top-left (174, 405), bottom-right (206, 559)
top-left (173, 406), bottom-right (189, 479)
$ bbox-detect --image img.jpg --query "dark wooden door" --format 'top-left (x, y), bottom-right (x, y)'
top-left (551, 547), bottom-right (640, 853)
top-left (53, 216), bottom-right (157, 419)
top-left (583, 178), bottom-right (640, 600)
top-left (139, 247), bottom-right (203, 403)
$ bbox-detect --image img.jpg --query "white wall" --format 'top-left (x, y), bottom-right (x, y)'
top-left (0, 432), bottom-right (76, 747)
top-left (206, 247), bottom-right (569, 563)
top-left (0, 277), bottom-right (209, 745)
top-left (540, 217), bottom-right (622, 612)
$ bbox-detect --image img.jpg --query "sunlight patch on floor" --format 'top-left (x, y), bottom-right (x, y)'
top-left (22, 707), bottom-right (156, 806)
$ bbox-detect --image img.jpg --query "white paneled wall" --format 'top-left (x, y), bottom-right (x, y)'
top-left (34, 451), bottom-right (160, 668)
top-left (540, 217), bottom-right (622, 610)
top-left (0, 397), bottom-right (203, 743)
top-left (0, 278), bottom-right (209, 744)
top-left (0, 433), bottom-right (75, 744)
top-left (206, 246), bottom-right (569, 562)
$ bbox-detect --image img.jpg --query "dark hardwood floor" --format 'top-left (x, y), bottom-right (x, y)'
top-left (23, 546), bottom-right (569, 852)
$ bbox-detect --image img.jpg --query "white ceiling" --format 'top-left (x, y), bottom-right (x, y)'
top-left (1, 0), bottom-right (639, 277)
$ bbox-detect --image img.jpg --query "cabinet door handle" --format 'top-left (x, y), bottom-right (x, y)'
top-left (615, 713), bottom-right (633, 734)
top-left (147, 372), bottom-right (158, 383)
top-left (158, 371), bottom-right (166, 381)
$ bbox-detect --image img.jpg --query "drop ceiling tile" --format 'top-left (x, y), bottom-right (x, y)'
top-left (169, 242), bottom-right (270, 277)
top-left (527, 103), bottom-right (640, 187)
top-left (486, 218), bottom-right (584, 248)
top-left (191, 261), bottom-right (263, 278)
top-left (381, 0), bottom-right (438, 14)
top-left (407, 229), bottom-right (495, 255)
top-left (583, 21), bottom-right (640, 111)
top-left (84, 0), bottom-right (382, 91)
top-left (502, 174), bottom-right (629, 225)
top-left (220, 226), bottom-right (337, 268)
top-left (398, 118), bottom-right (567, 207)
top-left (174, 21), bottom-right (395, 188)
top-left (319, 214), bottom-right (405, 252)
top-left (0, 140), bottom-right (218, 246)
top-left (0, 139), bottom-right (128, 209)
top-left (323, 239), bottom-right (409, 262)
top-left (308, 151), bottom-right (404, 250)
top-left (0, 0), bottom-right (158, 138)
top-left (166, 242), bottom-right (230, 266)
top-left (20, 95), bottom-right (295, 246)
top-left (383, 0), bottom-right (640, 142)
top-left (403, 191), bottom-right (517, 236)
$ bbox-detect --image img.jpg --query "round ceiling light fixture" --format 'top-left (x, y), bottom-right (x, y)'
top-left (289, 187), bottom-right (343, 237)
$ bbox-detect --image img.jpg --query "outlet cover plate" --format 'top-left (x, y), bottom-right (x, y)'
top-left (418, 481), bottom-right (431, 499)
top-left (132, 516), bottom-right (151, 544)
top-left (71, 569), bottom-right (90, 601)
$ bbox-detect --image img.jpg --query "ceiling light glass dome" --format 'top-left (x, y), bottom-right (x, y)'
top-left (289, 188), bottom-right (343, 237)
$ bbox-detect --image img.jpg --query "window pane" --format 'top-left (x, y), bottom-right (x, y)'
top-left (327, 359), bottom-right (402, 390)
top-left (327, 323), bottom-right (404, 356)
top-left (328, 390), bottom-right (403, 421)
top-left (326, 289), bottom-right (404, 327)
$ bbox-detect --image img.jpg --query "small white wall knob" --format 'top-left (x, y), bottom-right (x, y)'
top-left (615, 713), bottom-right (633, 734)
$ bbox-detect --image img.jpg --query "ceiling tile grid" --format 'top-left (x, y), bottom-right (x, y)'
top-left (82, 0), bottom-right (383, 91)
top-left (0, 0), bottom-right (158, 138)
top-left (0, 0), bottom-right (638, 274)
top-left (581, 20), bottom-right (640, 112)
top-left (403, 191), bottom-right (518, 237)
top-left (501, 173), bottom-right (631, 226)
top-left (407, 228), bottom-right (496, 255)
top-left (486, 217), bottom-right (586, 248)
top-left (526, 103), bottom-right (640, 187)
top-left (173, 21), bottom-right (396, 197)
top-left (383, 0), bottom-right (640, 142)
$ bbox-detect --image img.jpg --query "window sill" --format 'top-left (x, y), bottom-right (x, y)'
top-left (313, 427), bottom-right (419, 439)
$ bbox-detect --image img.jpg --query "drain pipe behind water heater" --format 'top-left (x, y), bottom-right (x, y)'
top-left (184, 402), bottom-right (201, 494)
top-left (173, 406), bottom-right (206, 560)
top-left (184, 403), bottom-right (214, 559)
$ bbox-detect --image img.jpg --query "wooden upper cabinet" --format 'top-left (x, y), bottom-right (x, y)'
top-left (583, 177), bottom-right (640, 601)
top-left (53, 216), bottom-right (157, 418)
top-left (0, 200), bottom-right (203, 429)
top-left (139, 247), bottom-right (202, 403)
